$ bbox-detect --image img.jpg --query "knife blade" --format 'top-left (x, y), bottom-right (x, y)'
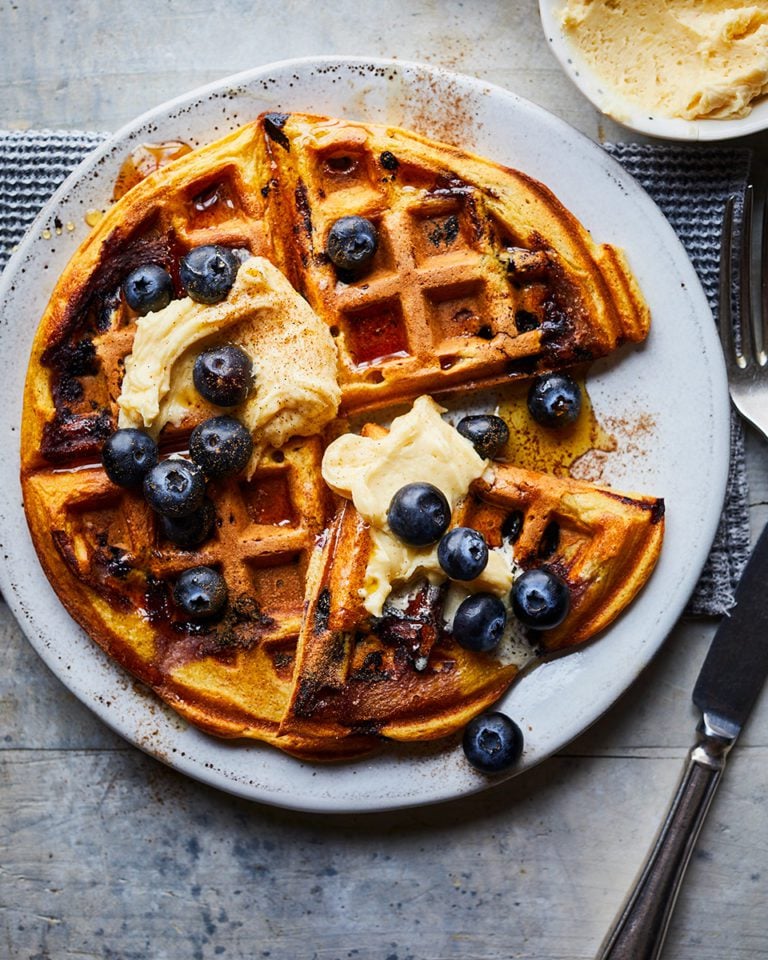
top-left (598, 523), bottom-right (768, 960)
top-left (693, 521), bottom-right (768, 734)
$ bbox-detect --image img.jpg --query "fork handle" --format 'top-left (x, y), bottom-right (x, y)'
top-left (596, 724), bottom-right (734, 960)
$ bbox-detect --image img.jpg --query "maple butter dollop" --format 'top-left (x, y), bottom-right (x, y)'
top-left (322, 396), bottom-right (515, 616)
top-left (116, 256), bottom-right (341, 466)
top-left (561, 0), bottom-right (768, 121)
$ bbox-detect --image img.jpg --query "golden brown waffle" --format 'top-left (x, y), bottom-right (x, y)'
top-left (265, 113), bottom-right (649, 412)
top-left (22, 121), bottom-right (276, 470)
top-left (282, 499), bottom-right (521, 747)
top-left (281, 438), bottom-right (664, 749)
top-left (23, 436), bottom-right (376, 759)
top-left (21, 111), bottom-right (660, 761)
top-left (23, 111), bottom-right (650, 472)
top-left (466, 464), bottom-right (664, 651)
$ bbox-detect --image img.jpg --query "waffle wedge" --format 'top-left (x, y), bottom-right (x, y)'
top-left (280, 425), bottom-right (664, 749)
top-left (23, 435), bottom-right (377, 759)
top-left (20, 111), bottom-right (659, 761)
top-left (265, 113), bottom-right (649, 412)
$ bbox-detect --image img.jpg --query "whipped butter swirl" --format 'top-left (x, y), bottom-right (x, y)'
top-left (561, 0), bottom-right (768, 121)
top-left (116, 256), bottom-right (341, 469)
top-left (322, 396), bottom-right (517, 616)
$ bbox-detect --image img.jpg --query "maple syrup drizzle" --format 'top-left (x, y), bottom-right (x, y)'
top-left (112, 140), bottom-right (193, 200)
top-left (84, 209), bottom-right (105, 228)
top-left (346, 303), bottom-right (409, 366)
top-left (496, 374), bottom-right (615, 477)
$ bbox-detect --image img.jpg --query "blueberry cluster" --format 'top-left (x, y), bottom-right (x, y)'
top-left (386, 476), bottom-right (571, 654)
top-left (121, 244), bottom-right (242, 316)
top-left (103, 338), bottom-right (256, 619)
top-left (457, 555), bottom-right (571, 772)
top-left (388, 483), bottom-right (505, 654)
top-left (383, 409), bottom-right (575, 774)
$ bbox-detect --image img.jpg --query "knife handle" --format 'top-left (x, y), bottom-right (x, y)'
top-left (596, 718), bottom-right (735, 960)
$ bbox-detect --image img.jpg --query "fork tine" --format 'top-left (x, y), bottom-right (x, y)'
top-left (740, 184), bottom-right (758, 367)
top-left (718, 186), bottom-right (768, 443)
top-left (719, 194), bottom-right (738, 368)
top-left (761, 190), bottom-right (768, 366)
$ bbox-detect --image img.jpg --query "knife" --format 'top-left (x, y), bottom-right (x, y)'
top-left (597, 522), bottom-right (768, 960)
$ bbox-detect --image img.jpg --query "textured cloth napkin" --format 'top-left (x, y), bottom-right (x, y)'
top-left (605, 143), bottom-right (751, 615)
top-left (0, 131), bottom-right (752, 615)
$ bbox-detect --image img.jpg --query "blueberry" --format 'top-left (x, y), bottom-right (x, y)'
top-left (511, 568), bottom-right (570, 629)
top-left (193, 345), bottom-right (252, 407)
top-left (143, 458), bottom-right (206, 518)
top-left (387, 482), bottom-right (450, 546)
top-left (462, 711), bottom-right (524, 774)
top-left (452, 593), bottom-right (507, 652)
top-left (122, 264), bottom-right (173, 316)
top-left (189, 416), bottom-right (253, 478)
top-left (527, 373), bottom-right (582, 428)
top-left (438, 527), bottom-right (489, 581)
top-left (102, 428), bottom-right (158, 487)
top-left (179, 245), bottom-right (239, 304)
top-left (159, 499), bottom-right (215, 549)
top-left (173, 566), bottom-right (228, 619)
top-left (456, 414), bottom-right (510, 459)
top-left (326, 216), bottom-right (378, 275)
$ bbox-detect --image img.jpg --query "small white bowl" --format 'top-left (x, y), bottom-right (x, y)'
top-left (539, 0), bottom-right (768, 141)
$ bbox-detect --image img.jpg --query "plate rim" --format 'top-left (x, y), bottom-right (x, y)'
top-left (0, 55), bottom-right (731, 812)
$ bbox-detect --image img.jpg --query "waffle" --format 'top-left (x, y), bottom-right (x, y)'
top-left (23, 112), bottom-right (650, 471)
top-left (266, 113), bottom-right (649, 412)
top-left (20, 111), bottom-right (660, 761)
top-left (281, 428), bottom-right (664, 748)
top-left (23, 435), bottom-right (379, 759)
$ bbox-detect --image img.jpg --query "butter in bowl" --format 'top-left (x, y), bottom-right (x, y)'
top-left (539, 0), bottom-right (768, 140)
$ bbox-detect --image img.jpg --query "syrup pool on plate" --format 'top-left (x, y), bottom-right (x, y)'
top-left (112, 140), bottom-right (193, 200)
top-left (496, 374), bottom-right (615, 476)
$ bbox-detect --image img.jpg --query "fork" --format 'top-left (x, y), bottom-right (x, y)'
top-left (718, 184), bottom-right (768, 437)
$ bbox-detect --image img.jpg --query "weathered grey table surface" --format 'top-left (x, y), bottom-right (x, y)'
top-left (2, 2), bottom-right (768, 958)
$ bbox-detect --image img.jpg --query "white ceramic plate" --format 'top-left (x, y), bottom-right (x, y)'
top-left (539, 0), bottom-right (768, 141)
top-left (0, 57), bottom-right (729, 812)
